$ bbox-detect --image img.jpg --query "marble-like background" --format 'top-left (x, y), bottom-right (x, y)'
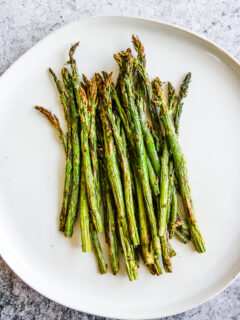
top-left (0, 0), bottom-right (240, 319)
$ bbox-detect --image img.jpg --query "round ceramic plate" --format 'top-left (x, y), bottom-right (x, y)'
top-left (0, 16), bottom-right (240, 319)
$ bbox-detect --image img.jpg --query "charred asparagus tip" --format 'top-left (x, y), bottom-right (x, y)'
top-left (69, 41), bottom-right (79, 58)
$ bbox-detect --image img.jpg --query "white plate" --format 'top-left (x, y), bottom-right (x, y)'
top-left (0, 16), bottom-right (240, 319)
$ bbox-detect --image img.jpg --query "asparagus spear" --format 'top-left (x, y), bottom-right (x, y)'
top-left (174, 72), bottom-right (192, 135)
top-left (99, 75), bottom-right (138, 280)
top-left (152, 78), bottom-right (205, 253)
top-left (135, 79), bottom-right (161, 178)
top-left (79, 165), bottom-right (91, 252)
top-left (78, 84), bottom-right (103, 233)
top-left (86, 75), bottom-right (101, 212)
top-left (160, 233), bottom-right (172, 273)
top-left (97, 114), bottom-right (119, 275)
top-left (159, 139), bottom-right (169, 237)
top-left (167, 75), bottom-right (191, 238)
top-left (61, 68), bottom-right (81, 237)
top-left (90, 222), bottom-right (107, 274)
top-left (166, 161), bottom-right (174, 225)
top-left (103, 173), bottom-right (119, 274)
top-left (134, 169), bottom-right (154, 265)
top-left (103, 74), bottom-right (140, 247)
top-left (34, 106), bottom-right (73, 232)
top-left (146, 155), bottom-right (160, 197)
top-left (174, 229), bottom-right (190, 244)
top-left (35, 106), bottom-right (67, 152)
top-left (169, 184), bottom-right (178, 239)
top-left (132, 36), bottom-right (184, 240)
top-left (48, 68), bottom-right (73, 231)
top-left (111, 83), bottom-right (160, 198)
top-left (114, 50), bottom-right (161, 257)
top-left (157, 140), bottom-right (173, 272)
top-left (131, 35), bottom-right (161, 137)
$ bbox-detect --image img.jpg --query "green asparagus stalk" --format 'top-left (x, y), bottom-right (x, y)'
top-left (34, 106), bottom-right (73, 232)
top-left (90, 222), bottom-right (107, 274)
top-left (174, 229), bottom-right (190, 244)
top-left (78, 84), bottom-right (103, 233)
top-left (103, 175), bottom-right (119, 274)
top-left (136, 80), bottom-right (161, 178)
top-left (103, 74), bottom-right (140, 247)
top-left (48, 68), bottom-right (73, 231)
top-left (114, 50), bottom-right (161, 257)
top-left (169, 184), bottom-right (178, 239)
top-left (61, 68), bottom-right (81, 237)
top-left (97, 116), bottom-right (119, 275)
top-left (146, 156), bottom-right (160, 197)
top-left (166, 161), bottom-right (174, 225)
top-left (99, 75), bottom-right (138, 280)
top-left (134, 170), bottom-right (154, 265)
top-left (152, 78), bottom-right (206, 253)
top-left (86, 76), bottom-right (103, 237)
top-left (131, 35), bottom-right (161, 137)
top-left (87, 76), bottom-right (101, 211)
top-left (174, 72), bottom-right (192, 135)
top-left (159, 139), bottom-right (169, 237)
top-left (111, 86), bottom-right (160, 198)
top-left (79, 165), bottom-right (91, 252)
top-left (167, 77), bottom-right (192, 239)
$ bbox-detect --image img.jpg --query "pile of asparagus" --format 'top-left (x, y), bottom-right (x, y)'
top-left (35, 35), bottom-right (205, 280)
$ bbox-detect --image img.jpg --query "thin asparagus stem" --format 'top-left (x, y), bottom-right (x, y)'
top-left (160, 233), bottom-right (172, 273)
top-left (114, 50), bottom-right (161, 257)
top-left (134, 170), bottom-right (154, 265)
top-left (159, 139), bottom-right (169, 237)
top-left (78, 84), bottom-right (103, 233)
top-left (35, 106), bottom-right (67, 152)
top-left (90, 222), bottom-right (107, 274)
top-left (111, 85), bottom-right (160, 197)
top-left (174, 229), bottom-right (190, 244)
top-left (34, 106), bottom-right (71, 232)
top-left (136, 80), bottom-right (161, 178)
top-left (166, 161), bottom-right (174, 225)
top-left (87, 76), bottom-right (101, 212)
top-left (79, 165), bottom-right (91, 252)
top-left (97, 117), bottom-right (119, 275)
top-left (146, 156), bottom-right (160, 197)
top-left (48, 68), bottom-right (73, 231)
top-left (174, 72), bottom-right (192, 135)
top-left (131, 35), bottom-right (161, 137)
top-left (98, 75), bottom-right (138, 280)
top-left (152, 78), bottom-right (205, 253)
top-left (61, 68), bottom-right (80, 237)
top-left (103, 74), bottom-right (140, 247)
top-left (169, 185), bottom-right (178, 239)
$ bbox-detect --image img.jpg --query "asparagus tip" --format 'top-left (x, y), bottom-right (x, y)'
top-left (69, 41), bottom-right (79, 59)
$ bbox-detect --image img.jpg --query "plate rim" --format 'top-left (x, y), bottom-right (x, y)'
top-left (0, 14), bottom-right (240, 319)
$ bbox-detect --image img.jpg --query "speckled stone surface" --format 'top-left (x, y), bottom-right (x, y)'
top-left (0, 1), bottom-right (240, 319)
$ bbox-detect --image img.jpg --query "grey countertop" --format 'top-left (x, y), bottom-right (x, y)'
top-left (0, 1), bottom-right (240, 319)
